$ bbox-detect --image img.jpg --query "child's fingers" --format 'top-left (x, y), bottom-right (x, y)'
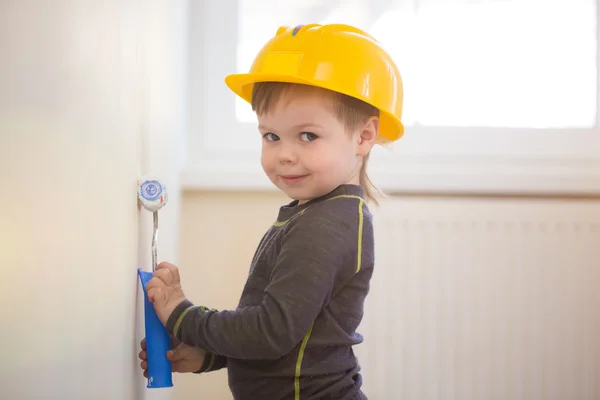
top-left (140, 338), bottom-right (146, 350)
top-left (146, 284), bottom-right (165, 304)
top-left (140, 360), bottom-right (147, 370)
top-left (147, 287), bottom-right (157, 303)
top-left (153, 268), bottom-right (176, 286)
top-left (156, 262), bottom-right (181, 283)
top-left (146, 276), bottom-right (162, 292)
top-left (166, 347), bottom-right (184, 362)
top-left (167, 263), bottom-right (181, 283)
top-left (146, 276), bottom-right (170, 303)
top-left (156, 261), bottom-right (178, 273)
top-left (139, 350), bottom-right (146, 360)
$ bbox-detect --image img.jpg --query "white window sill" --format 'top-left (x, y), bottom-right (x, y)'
top-left (181, 142), bottom-right (600, 195)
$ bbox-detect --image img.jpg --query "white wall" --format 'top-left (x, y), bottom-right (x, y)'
top-left (0, 1), bottom-right (186, 399)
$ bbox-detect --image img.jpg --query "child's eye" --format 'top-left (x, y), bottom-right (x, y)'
top-left (263, 133), bottom-right (280, 142)
top-left (300, 132), bottom-right (318, 142)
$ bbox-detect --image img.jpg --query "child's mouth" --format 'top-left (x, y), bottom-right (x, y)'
top-left (280, 175), bottom-right (308, 185)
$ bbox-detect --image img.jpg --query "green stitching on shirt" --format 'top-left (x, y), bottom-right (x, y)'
top-left (204, 352), bottom-right (216, 372)
top-left (356, 197), bottom-right (364, 273)
top-left (173, 305), bottom-right (199, 338)
top-left (294, 323), bottom-right (314, 400)
top-left (326, 194), bottom-right (364, 202)
top-left (274, 194), bottom-right (364, 227)
top-left (326, 195), bottom-right (365, 273)
top-left (274, 208), bottom-right (307, 226)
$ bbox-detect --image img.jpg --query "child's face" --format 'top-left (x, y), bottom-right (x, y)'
top-left (257, 88), bottom-right (376, 203)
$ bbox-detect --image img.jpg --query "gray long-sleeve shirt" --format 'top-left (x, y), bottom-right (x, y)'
top-left (166, 184), bottom-right (374, 400)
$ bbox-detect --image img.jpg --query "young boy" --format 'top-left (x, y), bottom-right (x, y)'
top-left (139, 23), bottom-right (404, 399)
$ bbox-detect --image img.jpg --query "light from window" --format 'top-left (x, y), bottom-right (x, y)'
top-left (236, 0), bottom-right (597, 129)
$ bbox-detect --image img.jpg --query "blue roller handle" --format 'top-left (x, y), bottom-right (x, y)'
top-left (138, 268), bottom-right (173, 388)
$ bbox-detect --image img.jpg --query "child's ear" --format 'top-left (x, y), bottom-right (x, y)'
top-left (357, 116), bottom-right (379, 156)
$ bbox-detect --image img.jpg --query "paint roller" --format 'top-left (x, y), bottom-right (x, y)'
top-left (137, 177), bottom-right (173, 388)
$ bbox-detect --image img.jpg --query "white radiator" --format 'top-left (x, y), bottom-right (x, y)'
top-left (357, 196), bottom-right (600, 400)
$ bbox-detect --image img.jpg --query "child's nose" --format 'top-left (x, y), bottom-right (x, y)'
top-left (277, 144), bottom-right (298, 164)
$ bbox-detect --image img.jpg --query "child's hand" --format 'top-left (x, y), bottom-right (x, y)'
top-left (146, 262), bottom-right (187, 325)
top-left (138, 337), bottom-right (206, 375)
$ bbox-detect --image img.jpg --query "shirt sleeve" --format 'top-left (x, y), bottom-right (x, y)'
top-left (165, 203), bottom-right (360, 360)
top-left (194, 352), bottom-right (227, 373)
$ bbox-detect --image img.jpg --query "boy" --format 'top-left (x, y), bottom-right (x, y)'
top-left (139, 23), bottom-right (404, 399)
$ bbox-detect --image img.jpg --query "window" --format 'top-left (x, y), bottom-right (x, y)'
top-left (236, 0), bottom-right (596, 129)
top-left (184, 0), bottom-right (600, 194)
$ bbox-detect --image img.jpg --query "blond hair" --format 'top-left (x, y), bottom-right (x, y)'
top-left (251, 82), bottom-right (382, 205)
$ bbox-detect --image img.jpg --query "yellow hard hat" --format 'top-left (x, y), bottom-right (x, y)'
top-left (225, 23), bottom-right (404, 143)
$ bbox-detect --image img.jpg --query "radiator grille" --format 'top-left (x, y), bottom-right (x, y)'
top-left (357, 197), bottom-right (600, 400)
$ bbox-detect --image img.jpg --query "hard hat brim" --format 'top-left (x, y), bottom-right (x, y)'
top-left (224, 73), bottom-right (404, 143)
top-left (225, 73), bottom-right (313, 104)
